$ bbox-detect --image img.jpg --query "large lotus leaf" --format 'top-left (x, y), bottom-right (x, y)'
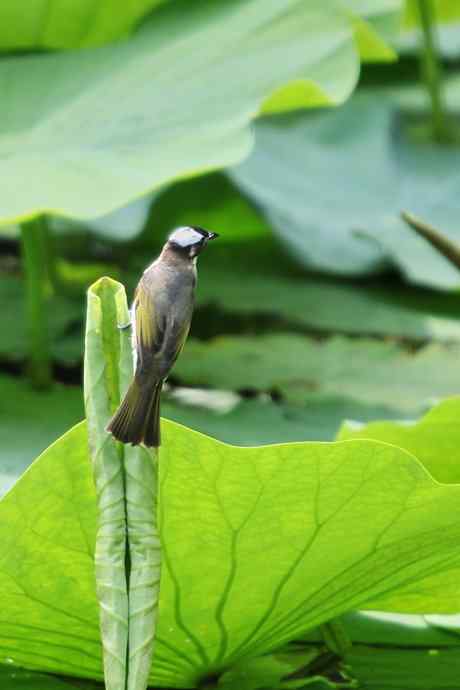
top-left (0, 0), bottom-right (402, 227)
top-left (0, 424), bottom-right (101, 680)
top-left (0, 0), bottom-right (164, 51)
top-left (338, 396), bottom-right (460, 484)
top-left (3, 421), bottom-right (460, 686)
top-left (229, 80), bottom-right (460, 290)
top-left (337, 401), bottom-right (460, 622)
top-left (0, 374), bottom-right (83, 498)
top-left (174, 334), bottom-right (460, 413)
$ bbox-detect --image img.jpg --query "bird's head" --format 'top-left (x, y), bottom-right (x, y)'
top-left (167, 226), bottom-right (219, 259)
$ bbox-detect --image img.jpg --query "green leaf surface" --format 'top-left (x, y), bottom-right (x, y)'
top-left (0, 666), bottom-right (91, 690)
top-left (0, 374), bottom-right (83, 497)
top-left (346, 645), bottom-right (460, 689)
top-left (0, 423), bottom-right (101, 680)
top-left (0, 274), bottom-right (83, 364)
top-left (338, 396), bottom-right (460, 484)
top-left (193, 240), bottom-right (460, 342)
top-left (0, 0), bottom-right (401, 226)
top-left (229, 81), bottom-right (460, 290)
top-left (337, 398), bottom-right (460, 613)
top-left (0, 666), bottom-right (103, 689)
top-left (175, 334), bottom-right (460, 413)
top-left (0, 0), bottom-right (164, 51)
top-left (3, 420), bottom-right (460, 686)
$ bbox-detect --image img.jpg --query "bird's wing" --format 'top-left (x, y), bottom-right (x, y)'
top-left (132, 283), bottom-right (165, 368)
top-left (162, 315), bottom-right (190, 366)
top-left (133, 282), bottom-right (189, 374)
top-left (134, 283), bottom-right (156, 350)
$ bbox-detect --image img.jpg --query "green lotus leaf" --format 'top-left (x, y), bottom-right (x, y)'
top-left (0, 0), bottom-right (164, 51)
top-left (338, 397), bottom-right (460, 613)
top-left (0, 275), bottom-right (83, 364)
top-left (2, 419), bottom-right (460, 686)
top-left (175, 334), bottom-right (460, 413)
top-left (229, 80), bottom-right (460, 290)
top-left (338, 396), bottom-right (460, 484)
top-left (0, 0), bottom-right (401, 226)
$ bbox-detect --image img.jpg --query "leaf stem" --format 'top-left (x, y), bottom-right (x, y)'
top-left (20, 217), bottom-right (53, 389)
top-left (416, 0), bottom-right (450, 143)
top-left (401, 211), bottom-right (460, 270)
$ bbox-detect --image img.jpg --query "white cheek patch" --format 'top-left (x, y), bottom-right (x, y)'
top-left (170, 226), bottom-right (203, 247)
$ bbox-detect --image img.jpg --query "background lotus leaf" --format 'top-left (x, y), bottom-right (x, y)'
top-left (229, 80), bottom-right (460, 290)
top-left (0, 0), bottom-right (401, 226)
top-left (2, 421), bottom-right (460, 687)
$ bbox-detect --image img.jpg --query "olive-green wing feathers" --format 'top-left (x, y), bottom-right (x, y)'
top-left (165, 317), bottom-right (190, 365)
top-left (134, 283), bottom-right (157, 351)
top-left (133, 282), bottom-right (189, 369)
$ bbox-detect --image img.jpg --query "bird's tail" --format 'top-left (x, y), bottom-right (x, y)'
top-left (106, 379), bottom-right (162, 447)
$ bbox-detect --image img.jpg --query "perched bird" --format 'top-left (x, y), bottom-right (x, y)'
top-left (107, 226), bottom-right (218, 447)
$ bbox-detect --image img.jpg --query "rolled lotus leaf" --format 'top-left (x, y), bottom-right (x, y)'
top-left (84, 277), bottom-right (160, 690)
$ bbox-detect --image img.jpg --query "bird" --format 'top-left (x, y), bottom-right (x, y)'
top-left (107, 225), bottom-right (218, 447)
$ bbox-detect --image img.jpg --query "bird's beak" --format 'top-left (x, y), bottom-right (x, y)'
top-left (207, 231), bottom-right (219, 240)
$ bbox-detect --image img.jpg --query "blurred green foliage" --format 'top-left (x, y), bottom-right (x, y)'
top-left (2, 0), bottom-right (460, 687)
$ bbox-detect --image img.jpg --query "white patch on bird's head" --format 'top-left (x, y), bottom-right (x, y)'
top-left (168, 226), bottom-right (205, 248)
top-left (167, 225), bottom-right (219, 258)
